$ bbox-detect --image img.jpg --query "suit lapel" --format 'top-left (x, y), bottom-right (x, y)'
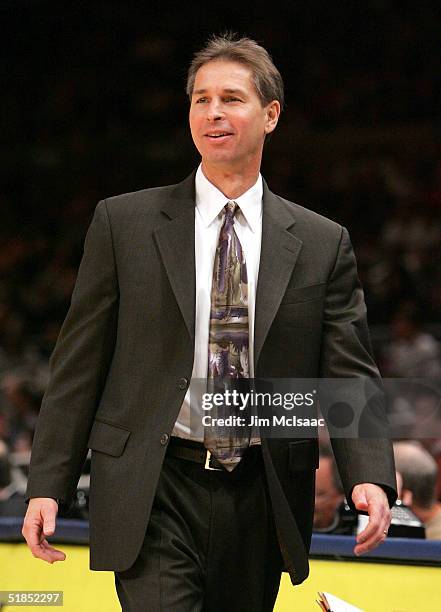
top-left (153, 173), bottom-right (196, 340)
top-left (152, 173), bottom-right (303, 360)
top-left (254, 182), bottom-right (303, 368)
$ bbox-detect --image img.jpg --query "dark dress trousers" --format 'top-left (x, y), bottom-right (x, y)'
top-left (26, 172), bottom-right (397, 586)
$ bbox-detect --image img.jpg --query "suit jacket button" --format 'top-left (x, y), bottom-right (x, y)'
top-left (179, 377), bottom-right (189, 390)
top-left (160, 433), bottom-right (169, 446)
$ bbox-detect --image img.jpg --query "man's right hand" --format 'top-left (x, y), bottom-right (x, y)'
top-left (22, 498), bottom-right (66, 563)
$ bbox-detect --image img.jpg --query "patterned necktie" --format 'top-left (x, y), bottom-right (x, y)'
top-left (204, 202), bottom-right (251, 471)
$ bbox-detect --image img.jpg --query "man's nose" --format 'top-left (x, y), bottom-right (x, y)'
top-left (206, 100), bottom-right (224, 121)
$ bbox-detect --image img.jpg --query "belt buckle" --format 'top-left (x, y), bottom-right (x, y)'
top-left (204, 450), bottom-right (222, 471)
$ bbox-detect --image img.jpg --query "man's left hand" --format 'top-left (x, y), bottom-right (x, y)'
top-left (352, 483), bottom-right (391, 556)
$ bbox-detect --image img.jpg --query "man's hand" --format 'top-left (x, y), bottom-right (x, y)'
top-left (352, 483), bottom-right (391, 556)
top-left (22, 498), bottom-right (66, 563)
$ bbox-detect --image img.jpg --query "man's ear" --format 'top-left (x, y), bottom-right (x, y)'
top-left (264, 100), bottom-right (281, 135)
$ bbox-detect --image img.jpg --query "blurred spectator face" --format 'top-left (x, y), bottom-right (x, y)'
top-left (189, 60), bottom-right (278, 172)
top-left (391, 314), bottom-right (415, 340)
top-left (314, 456), bottom-right (344, 529)
top-left (12, 430), bottom-right (32, 453)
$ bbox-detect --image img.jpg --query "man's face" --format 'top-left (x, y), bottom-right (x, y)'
top-left (189, 60), bottom-right (279, 173)
top-left (314, 457), bottom-right (344, 529)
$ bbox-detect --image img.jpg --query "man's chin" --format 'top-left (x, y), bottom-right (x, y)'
top-left (201, 154), bottom-right (239, 170)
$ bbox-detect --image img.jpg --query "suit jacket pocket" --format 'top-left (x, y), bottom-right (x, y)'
top-left (87, 418), bottom-right (131, 457)
top-left (288, 439), bottom-right (319, 471)
top-left (281, 282), bottom-right (326, 305)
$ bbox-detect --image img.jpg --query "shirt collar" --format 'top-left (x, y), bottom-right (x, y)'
top-left (195, 164), bottom-right (262, 232)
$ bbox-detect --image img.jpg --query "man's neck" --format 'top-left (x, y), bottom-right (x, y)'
top-left (200, 163), bottom-right (260, 200)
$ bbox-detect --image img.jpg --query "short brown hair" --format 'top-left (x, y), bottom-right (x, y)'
top-left (394, 442), bottom-right (438, 508)
top-left (186, 33), bottom-right (284, 110)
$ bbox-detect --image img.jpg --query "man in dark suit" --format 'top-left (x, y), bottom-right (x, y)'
top-left (22, 34), bottom-right (396, 611)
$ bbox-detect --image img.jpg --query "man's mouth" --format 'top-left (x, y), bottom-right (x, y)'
top-left (206, 132), bottom-right (233, 139)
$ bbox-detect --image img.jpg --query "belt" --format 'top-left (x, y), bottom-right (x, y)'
top-left (167, 437), bottom-right (224, 471)
top-left (167, 437), bottom-right (262, 472)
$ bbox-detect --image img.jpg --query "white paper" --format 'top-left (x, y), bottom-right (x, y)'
top-left (320, 592), bottom-right (365, 612)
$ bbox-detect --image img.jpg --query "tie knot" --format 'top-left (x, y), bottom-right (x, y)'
top-left (225, 201), bottom-right (238, 219)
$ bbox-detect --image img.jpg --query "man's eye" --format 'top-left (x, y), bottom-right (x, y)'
top-left (225, 97), bottom-right (240, 102)
top-left (196, 98), bottom-right (208, 103)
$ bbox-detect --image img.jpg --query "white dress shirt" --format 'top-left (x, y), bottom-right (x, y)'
top-left (172, 165), bottom-right (263, 441)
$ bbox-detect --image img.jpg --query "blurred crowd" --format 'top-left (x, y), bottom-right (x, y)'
top-left (314, 441), bottom-right (441, 540)
top-left (0, 2), bottom-right (440, 524)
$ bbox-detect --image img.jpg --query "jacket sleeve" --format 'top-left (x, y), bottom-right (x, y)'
top-left (26, 199), bottom-right (119, 508)
top-left (319, 227), bottom-right (397, 510)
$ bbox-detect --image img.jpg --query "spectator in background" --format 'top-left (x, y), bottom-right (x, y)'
top-left (1, 375), bottom-right (41, 453)
top-left (314, 445), bottom-right (346, 533)
top-left (0, 440), bottom-right (26, 517)
top-left (0, 312), bottom-right (46, 379)
top-left (383, 303), bottom-right (441, 378)
top-left (394, 441), bottom-right (441, 539)
top-left (0, 307), bottom-right (48, 452)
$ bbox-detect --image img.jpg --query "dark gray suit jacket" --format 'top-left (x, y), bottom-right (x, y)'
top-left (26, 172), bottom-right (396, 585)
